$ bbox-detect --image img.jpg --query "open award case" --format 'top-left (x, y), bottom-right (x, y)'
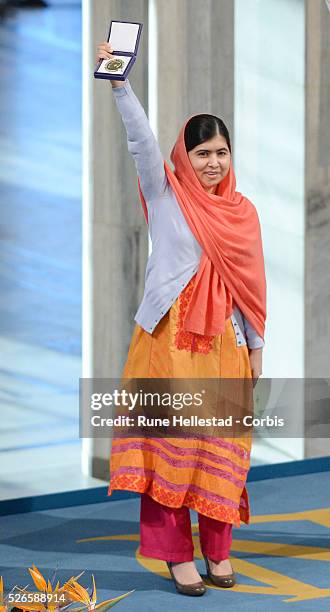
top-left (94, 20), bottom-right (143, 81)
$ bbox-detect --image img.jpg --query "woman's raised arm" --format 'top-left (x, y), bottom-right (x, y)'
top-left (96, 42), bottom-right (167, 201)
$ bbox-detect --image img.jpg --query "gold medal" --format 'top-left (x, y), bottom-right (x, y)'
top-left (105, 58), bottom-right (125, 72)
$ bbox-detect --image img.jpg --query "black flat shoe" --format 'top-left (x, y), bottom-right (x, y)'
top-left (166, 561), bottom-right (206, 596)
top-left (203, 556), bottom-right (236, 588)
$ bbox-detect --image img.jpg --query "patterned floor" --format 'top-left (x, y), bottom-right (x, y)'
top-left (1, 469), bottom-right (330, 611)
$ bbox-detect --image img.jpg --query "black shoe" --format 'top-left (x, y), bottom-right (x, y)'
top-left (166, 561), bottom-right (206, 596)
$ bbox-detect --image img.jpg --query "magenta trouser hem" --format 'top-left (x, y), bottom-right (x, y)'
top-left (201, 548), bottom-right (231, 561)
top-left (140, 492), bottom-right (233, 561)
top-left (139, 546), bottom-right (194, 562)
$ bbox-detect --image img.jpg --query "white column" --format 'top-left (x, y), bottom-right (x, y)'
top-left (305, 0), bottom-right (330, 457)
top-left (235, 0), bottom-right (305, 463)
top-left (82, 0), bottom-right (149, 479)
top-left (155, 0), bottom-right (234, 159)
top-left (235, 0), bottom-right (330, 462)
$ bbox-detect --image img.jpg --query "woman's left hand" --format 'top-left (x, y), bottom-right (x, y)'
top-left (249, 348), bottom-right (263, 387)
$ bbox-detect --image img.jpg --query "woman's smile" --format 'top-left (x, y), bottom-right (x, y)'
top-left (205, 171), bottom-right (220, 177)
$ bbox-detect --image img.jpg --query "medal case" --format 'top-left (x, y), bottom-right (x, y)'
top-left (94, 20), bottom-right (143, 81)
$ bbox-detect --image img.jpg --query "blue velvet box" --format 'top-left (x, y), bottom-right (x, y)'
top-left (94, 20), bottom-right (143, 81)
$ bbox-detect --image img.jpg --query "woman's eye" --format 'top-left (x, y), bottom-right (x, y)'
top-left (197, 151), bottom-right (227, 157)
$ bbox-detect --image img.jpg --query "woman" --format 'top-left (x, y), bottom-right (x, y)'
top-left (96, 42), bottom-right (266, 597)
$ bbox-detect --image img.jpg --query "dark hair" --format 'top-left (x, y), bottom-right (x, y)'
top-left (184, 114), bottom-right (231, 154)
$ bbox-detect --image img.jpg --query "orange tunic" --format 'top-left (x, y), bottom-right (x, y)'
top-left (108, 274), bottom-right (253, 527)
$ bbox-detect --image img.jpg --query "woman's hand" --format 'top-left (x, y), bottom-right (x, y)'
top-left (249, 348), bottom-right (263, 388)
top-left (96, 42), bottom-right (125, 88)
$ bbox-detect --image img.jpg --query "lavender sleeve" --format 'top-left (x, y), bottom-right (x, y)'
top-left (111, 80), bottom-right (167, 201)
top-left (242, 315), bottom-right (265, 349)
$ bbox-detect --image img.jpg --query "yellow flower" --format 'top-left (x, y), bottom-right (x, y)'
top-left (13, 565), bottom-right (85, 612)
top-left (64, 576), bottom-right (134, 611)
top-left (0, 576), bottom-right (7, 612)
top-left (1, 569), bottom-right (134, 612)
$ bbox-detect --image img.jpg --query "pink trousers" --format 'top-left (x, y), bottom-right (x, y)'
top-left (139, 493), bottom-right (233, 562)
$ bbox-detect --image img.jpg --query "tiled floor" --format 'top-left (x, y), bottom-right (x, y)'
top-left (1, 471), bottom-right (330, 610)
top-left (0, 336), bottom-right (105, 499)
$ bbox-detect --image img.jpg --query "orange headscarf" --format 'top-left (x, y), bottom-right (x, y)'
top-left (138, 116), bottom-right (267, 340)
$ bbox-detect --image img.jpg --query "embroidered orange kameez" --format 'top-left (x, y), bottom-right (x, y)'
top-left (108, 273), bottom-right (253, 527)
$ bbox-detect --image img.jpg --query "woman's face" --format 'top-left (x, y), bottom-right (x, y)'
top-left (187, 134), bottom-right (231, 194)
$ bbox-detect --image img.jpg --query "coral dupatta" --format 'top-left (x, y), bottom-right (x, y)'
top-left (137, 117), bottom-right (267, 340)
